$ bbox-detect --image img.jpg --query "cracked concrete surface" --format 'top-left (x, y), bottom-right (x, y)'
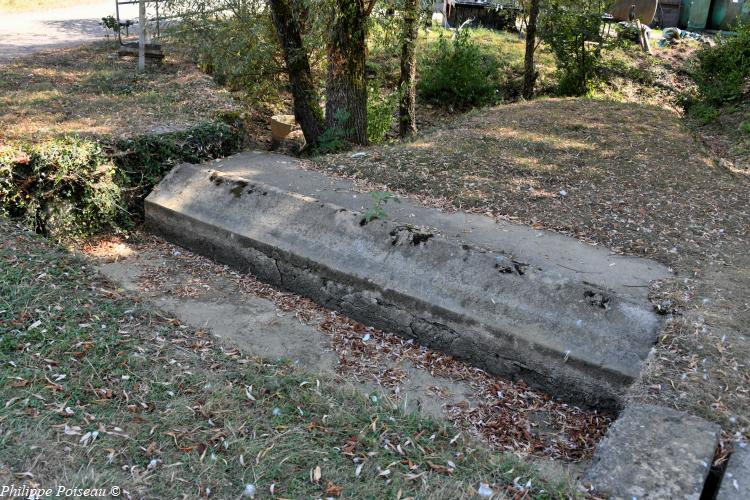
top-left (144, 153), bottom-right (670, 408)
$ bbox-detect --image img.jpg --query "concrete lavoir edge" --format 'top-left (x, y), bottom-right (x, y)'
top-left (583, 404), bottom-right (721, 500)
top-left (145, 163), bottom-right (665, 409)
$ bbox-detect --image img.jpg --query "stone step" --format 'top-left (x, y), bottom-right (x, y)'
top-left (144, 152), bottom-right (670, 408)
top-left (583, 404), bottom-right (721, 499)
top-left (717, 445), bottom-right (750, 500)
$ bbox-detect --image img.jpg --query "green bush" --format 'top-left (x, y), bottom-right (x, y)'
top-left (687, 101), bottom-right (722, 124)
top-left (0, 137), bottom-right (120, 237)
top-left (417, 29), bottom-right (500, 108)
top-left (692, 24), bottom-right (750, 107)
top-left (1, 121), bottom-right (244, 238)
top-left (315, 109), bottom-right (352, 154)
top-left (163, 0), bottom-right (282, 99)
top-left (539, 1), bottom-right (606, 96)
top-left (114, 121), bottom-right (244, 216)
top-left (367, 84), bottom-right (397, 144)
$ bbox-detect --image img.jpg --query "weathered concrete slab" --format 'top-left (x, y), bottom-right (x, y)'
top-left (717, 445), bottom-right (750, 500)
top-left (209, 152), bottom-right (670, 302)
top-left (145, 152), bottom-right (669, 408)
top-left (584, 404), bottom-right (720, 499)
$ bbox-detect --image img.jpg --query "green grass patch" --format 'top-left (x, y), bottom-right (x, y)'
top-left (0, 222), bottom-right (575, 498)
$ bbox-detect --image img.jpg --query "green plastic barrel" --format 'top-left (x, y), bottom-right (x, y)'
top-left (710, 0), bottom-right (750, 30)
top-left (680, 0), bottom-right (750, 30)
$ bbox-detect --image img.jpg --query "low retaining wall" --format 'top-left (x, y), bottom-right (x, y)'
top-left (145, 161), bottom-right (664, 408)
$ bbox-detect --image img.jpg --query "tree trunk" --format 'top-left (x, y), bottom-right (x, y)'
top-left (138, 0), bottom-right (146, 71)
top-left (398, 0), bottom-right (419, 138)
top-left (522, 0), bottom-right (540, 100)
top-left (269, 0), bottom-right (325, 147)
top-left (325, 0), bottom-right (369, 145)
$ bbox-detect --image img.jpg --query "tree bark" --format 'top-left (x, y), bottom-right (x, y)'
top-left (325, 0), bottom-right (369, 145)
top-left (269, 0), bottom-right (325, 147)
top-left (522, 0), bottom-right (540, 100)
top-left (138, 0), bottom-right (146, 71)
top-left (398, 0), bottom-right (419, 138)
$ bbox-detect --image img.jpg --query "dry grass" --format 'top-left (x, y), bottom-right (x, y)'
top-left (0, 221), bottom-right (580, 499)
top-left (316, 98), bottom-right (747, 267)
top-left (692, 98), bottom-right (750, 170)
top-left (311, 97), bottom-right (750, 445)
top-left (0, 42), bottom-right (237, 143)
top-left (83, 232), bottom-right (612, 464)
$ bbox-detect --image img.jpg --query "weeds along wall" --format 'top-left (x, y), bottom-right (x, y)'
top-left (0, 121), bottom-right (244, 238)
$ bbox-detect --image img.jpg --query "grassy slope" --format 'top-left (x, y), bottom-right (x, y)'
top-left (0, 42), bottom-right (237, 143)
top-left (0, 221), bottom-right (575, 499)
top-left (312, 95), bottom-right (750, 439)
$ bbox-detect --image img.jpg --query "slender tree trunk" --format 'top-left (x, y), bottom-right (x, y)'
top-left (269, 0), bottom-right (325, 147)
top-left (398, 0), bottom-right (419, 138)
top-left (138, 0), bottom-right (146, 71)
top-left (522, 0), bottom-right (540, 100)
top-left (325, 0), bottom-right (369, 145)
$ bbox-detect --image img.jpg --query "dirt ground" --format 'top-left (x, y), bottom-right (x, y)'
top-left (0, 42), bottom-right (238, 142)
top-left (83, 233), bottom-right (612, 471)
top-left (311, 97), bottom-right (750, 450)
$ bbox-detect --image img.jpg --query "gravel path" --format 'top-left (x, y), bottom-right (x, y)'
top-left (0, 1), bottom-right (142, 63)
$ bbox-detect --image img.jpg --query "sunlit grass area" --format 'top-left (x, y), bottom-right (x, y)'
top-left (0, 42), bottom-right (237, 142)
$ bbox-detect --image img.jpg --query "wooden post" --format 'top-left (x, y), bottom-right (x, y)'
top-left (115, 0), bottom-right (122, 45)
top-left (635, 19), bottom-right (651, 54)
top-left (138, 0), bottom-right (146, 71)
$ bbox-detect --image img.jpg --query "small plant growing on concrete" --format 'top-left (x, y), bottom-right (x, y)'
top-left (361, 191), bottom-right (400, 225)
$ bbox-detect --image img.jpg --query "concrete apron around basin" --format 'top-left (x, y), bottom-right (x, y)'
top-left (144, 151), bottom-right (670, 410)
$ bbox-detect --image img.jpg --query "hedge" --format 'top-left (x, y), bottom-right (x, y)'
top-left (1, 121), bottom-right (244, 238)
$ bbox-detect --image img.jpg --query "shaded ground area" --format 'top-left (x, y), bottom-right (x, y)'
top-left (315, 98), bottom-right (747, 267)
top-left (0, 42), bottom-right (237, 142)
top-left (0, 221), bottom-right (580, 499)
top-left (311, 97), bottom-right (750, 444)
top-left (693, 97), bottom-right (750, 171)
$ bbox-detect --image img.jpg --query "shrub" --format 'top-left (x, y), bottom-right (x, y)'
top-left (687, 101), bottom-right (722, 124)
top-left (367, 84), bottom-right (397, 144)
top-left (417, 29), bottom-right (501, 108)
top-left (1, 121), bottom-right (244, 238)
top-left (0, 137), bottom-right (120, 237)
top-left (315, 109), bottom-right (352, 154)
top-left (539, 1), bottom-right (606, 96)
top-left (113, 121), bottom-right (245, 216)
top-left (162, 0), bottom-right (283, 99)
top-left (691, 24), bottom-right (750, 107)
